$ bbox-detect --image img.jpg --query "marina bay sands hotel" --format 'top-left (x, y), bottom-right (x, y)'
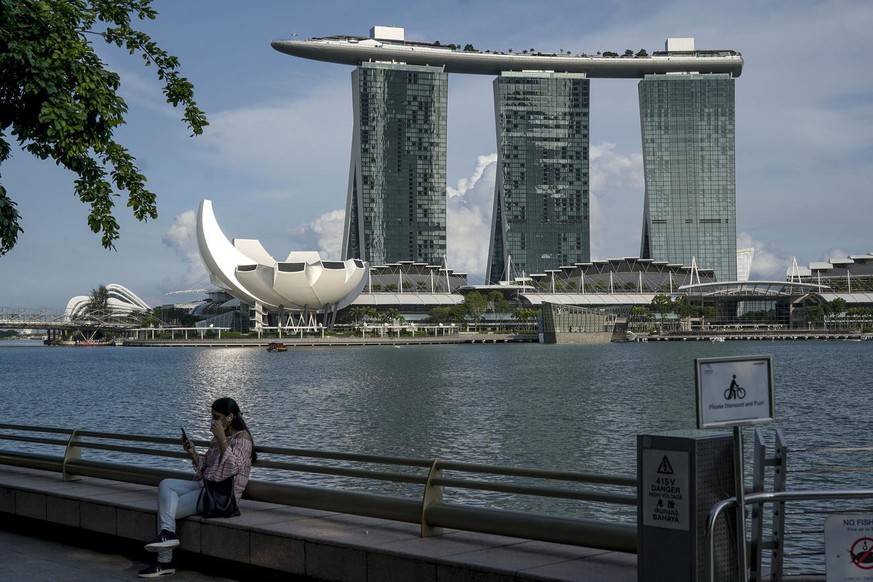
top-left (272, 27), bottom-right (743, 283)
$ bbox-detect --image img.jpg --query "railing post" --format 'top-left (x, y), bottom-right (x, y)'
top-left (749, 428), bottom-right (767, 582)
top-left (421, 458), bottom-right (444, 538)
top-left (62, 429), bottom-right (82, 481)
top-left (770, 429), bottom-right (788, 581)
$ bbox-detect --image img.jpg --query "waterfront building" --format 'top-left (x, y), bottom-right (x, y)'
top-left (343, 33), bottom-right (448, 266)
top-left (487, 72), bottom-right (591, 283)
top-left (638, 39), bottom-right (738, 281)
top-left (64, 283), bottom-right (150, 321)
top-left (196, 199), bottom-right (368, 329)
top-left (794, 253), bottom-right (873, 293)
top-left (539, 302), bottom-right (617, 344)
top-left (272, 28), bottom-right (744, 286)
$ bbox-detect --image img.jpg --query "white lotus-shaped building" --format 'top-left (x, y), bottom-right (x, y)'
top-left (196, 200), bottom-right (368, 314)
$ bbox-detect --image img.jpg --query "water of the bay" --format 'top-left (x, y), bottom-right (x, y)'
top-left (1, 339), bottom-right (870, 573)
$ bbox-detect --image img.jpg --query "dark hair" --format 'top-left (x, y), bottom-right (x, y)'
top-left (211, 397), bottom-right (257, 462)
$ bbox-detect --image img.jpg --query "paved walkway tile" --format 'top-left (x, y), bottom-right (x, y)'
top-left (0, 527), bottom-right (241, 581)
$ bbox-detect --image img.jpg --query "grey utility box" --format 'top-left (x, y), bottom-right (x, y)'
top-left (638, 430), bottom-right (738, 582)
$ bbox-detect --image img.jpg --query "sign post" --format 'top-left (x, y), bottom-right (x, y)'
top-left (696, 355), bottom-right (775, 582)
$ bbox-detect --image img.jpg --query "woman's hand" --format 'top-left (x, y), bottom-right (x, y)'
top-left (183, 439), bottom-right (198, 462)
top-left (210, 419), bottom-right (227, 442)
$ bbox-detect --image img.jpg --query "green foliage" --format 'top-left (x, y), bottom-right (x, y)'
top-left (0, 0), bottom-right (208, 254)
top-left (464, 291), bottom-right (488, 323)
top-left (86, 283), bottom-right (110, 315)
top-left (348, 306), bottom-right (377, 324)
top-left (630, 305), bottom-right (650, 319)
top-left (805, 305), bottom-right (824, 322)
top-left (650, 293), bottom-right (673, 315)
top-left (463, 43), bottom-right (475, 52)
top-left (828, 297), bottom-right (847, 316)
top-left (427, 305), bottom-right (466, 323)
top-left (379, 308), bottom-right (404, 324)
top-left (848, 307), bottom-right (873, 316)
top-left (487, 290), bottom-right (508, 314)
top-left (511, 307), bottom-right (539, 325)
top-left (673, 297), bottom-right (695, 319)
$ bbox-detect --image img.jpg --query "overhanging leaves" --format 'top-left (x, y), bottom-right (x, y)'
top-left (0, 0), bottom-right (208, 255)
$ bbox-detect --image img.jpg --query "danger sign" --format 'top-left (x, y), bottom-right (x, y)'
top-left (641, 449), bottom-right (689, 531)
top-left (825, 514), bottom-right (873, 581)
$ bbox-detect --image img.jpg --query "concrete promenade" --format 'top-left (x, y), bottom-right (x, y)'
top-left (0, 526), bottom-right (238, 581)
top-left (0, 465), bottom-right (637, 581)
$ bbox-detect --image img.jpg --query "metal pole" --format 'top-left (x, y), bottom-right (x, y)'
top-left (734, 425), bottom-right (747, 582)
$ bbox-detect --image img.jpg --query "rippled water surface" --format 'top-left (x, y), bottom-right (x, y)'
top-left (1, 340), bottom-right (869, 470)
top-left (1, 339), bottom-right (870, 572)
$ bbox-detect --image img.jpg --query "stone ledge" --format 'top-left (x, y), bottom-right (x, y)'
top-left (0, 465), bottom-right (636, 582)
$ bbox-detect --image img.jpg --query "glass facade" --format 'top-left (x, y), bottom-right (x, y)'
top-left (344, 63), bottom-right (448, 265)
top-left (638, 73), bottom-right (737, 282)
top-left (487, 72), bottom-right (590, 284)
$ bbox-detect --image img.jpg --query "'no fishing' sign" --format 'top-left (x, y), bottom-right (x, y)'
top-left (826, 514), bottom-right (873, 581)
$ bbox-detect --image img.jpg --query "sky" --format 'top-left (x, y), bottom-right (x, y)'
top-left (2, 0), bottom-right (872, 311)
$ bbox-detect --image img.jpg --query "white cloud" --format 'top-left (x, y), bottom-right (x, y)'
top-left (161, 211), bottom-right (208, 288)
top-left (195, 79), bottom-right (352, 210)
top-left (288, 209), bottom-right (346, 259)
top-left (446, 155), bottom-right (498, 281)
top-left (737, 232), bottom-right (791, 280)
top-left (589, 143), bottom-right (644, 259)
top-left (822, 249), bottom-right (850, 262)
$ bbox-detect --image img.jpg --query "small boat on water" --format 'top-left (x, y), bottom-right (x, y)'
top-left (77, 340), bottom-right (113, 347)
top-left (710, 336), bottom-right (726, 343)
top-left (267, 342), bottom-right (288, 352)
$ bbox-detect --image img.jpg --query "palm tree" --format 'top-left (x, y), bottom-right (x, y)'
top-left (86, 285), bottom-right (110, 319)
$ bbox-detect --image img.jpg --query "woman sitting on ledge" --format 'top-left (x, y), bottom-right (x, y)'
top-left (139, 397), bottom-right (256, 578)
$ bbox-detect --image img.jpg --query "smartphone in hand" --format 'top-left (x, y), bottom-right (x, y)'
top-left (180, 427), bottom-right (189, 445)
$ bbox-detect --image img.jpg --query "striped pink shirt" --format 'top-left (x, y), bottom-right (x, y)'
top-left (194, 430), bottom-right (253, 501)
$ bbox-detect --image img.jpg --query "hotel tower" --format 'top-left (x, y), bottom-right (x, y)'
top-left (272, 29), bottom-right (743, 281)
top-left (344, 60), bottom-right (448, 265)
top-left (638, 39), bottom-right (737, 281)
top-left (487, 72), bottom-right (591, 282)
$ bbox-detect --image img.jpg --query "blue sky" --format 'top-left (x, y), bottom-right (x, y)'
top-left (2, 0), bottom-right (872, 310)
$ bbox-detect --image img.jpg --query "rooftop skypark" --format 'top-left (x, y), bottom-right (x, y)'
top-left (271, 26), bottom-right (743, 78)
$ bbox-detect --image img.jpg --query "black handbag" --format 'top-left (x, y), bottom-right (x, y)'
top-left (197, 475), bottom-right (240, 518)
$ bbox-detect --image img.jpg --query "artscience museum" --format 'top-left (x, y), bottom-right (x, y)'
top-left (196, 200), bottom-right (368, 329)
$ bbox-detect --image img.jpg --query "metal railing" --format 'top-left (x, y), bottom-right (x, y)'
top-left (0, 423), bottom-right (638, 553)
top-left (707, 427), bottom-right (873, 582)
top-left (706, 489), bottom-right (873, 582)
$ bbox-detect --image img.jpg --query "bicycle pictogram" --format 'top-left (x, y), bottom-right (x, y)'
top-left (724, 374), bottom-right (746, 400)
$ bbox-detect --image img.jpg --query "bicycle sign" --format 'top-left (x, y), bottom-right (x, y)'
top-left (724, 375), bottom-right (746, 400)
top-left (695, 355), bottom-right (774, 428)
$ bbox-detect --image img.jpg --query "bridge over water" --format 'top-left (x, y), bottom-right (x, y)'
top-left (0, 307), bottom-right (141, 342)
